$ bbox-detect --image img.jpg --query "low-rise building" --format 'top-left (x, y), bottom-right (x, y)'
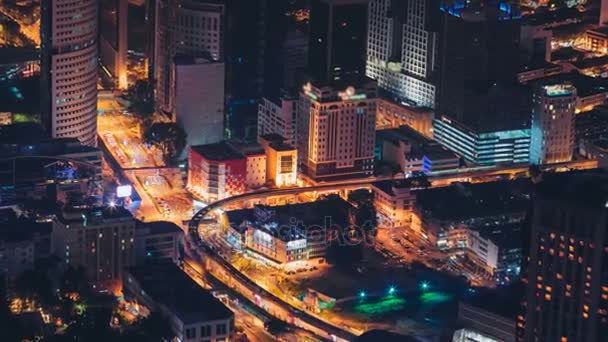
top-left (52, 206), bottom-right (136, 285)
top-left (376, 126), bottom-right (460, 176)
top-left (187, 142), bottom-right (252, 202)
top-left (135, 221), bottom-right (183, 264)
top-left (259, 134), bottom-right (297, 187)
top-left (371, 180), bottom-right (417, 228)
top-left (376, 98), bottom-right (434, 139)
top-left (221, 198), bottom-right (353, 265)
top-left (123, 262), bottom-right (235, 342)
top-left (413, 180), bottom-right (531, 277)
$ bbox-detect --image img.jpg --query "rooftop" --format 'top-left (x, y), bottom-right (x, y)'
top-left (534, 72), bottom-right (608, 98)
top-left (535, 169), bottom-right (608, 209)
top-left (56, 206), bottom-right (133, 226)
top-left (136, 221), bottom-right (182, 235)
top-left (127, 262), bottom-right (233, 324)
top-left (190, 142), bottom-right (244, 161)
top-left (415, 179), bottom-right (532, 220)
top-left (225, 198), bottom-right (353, 241)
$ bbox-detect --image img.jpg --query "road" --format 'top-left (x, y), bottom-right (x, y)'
top-left (98, 98), bottom-right (193, 224)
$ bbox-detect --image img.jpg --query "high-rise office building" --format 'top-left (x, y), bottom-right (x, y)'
top-left (518, 172), bottom-right (608, 342)
top-left (100, 0), bottom-right (129, 89)
top-left (173, 56), bottom-right (225, 149)
top-left (40, 0), bottom-right (99, 147)
top-left (298, 81), bottom-right (377, 181)
top-left (366, 0), bottom-right (439, 108)
top-left (437, 1), bottom-right (522, 125)
top-left (153, 0), bottom-right (224, 117)
top-left (530, 82), bottom-right (576, 165)
top-left (308, 0), bottom-right (369, 85)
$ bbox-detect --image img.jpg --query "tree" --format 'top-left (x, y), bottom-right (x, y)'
top-left (143, 122), bottom-right (187, 164)
top-left (126, 80), bottom-right (154, 118)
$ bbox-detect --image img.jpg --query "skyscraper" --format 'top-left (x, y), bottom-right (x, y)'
top-left (41, 0), bottom-right (99, 147)
top-left (99, 0), bottom-right (128, 89)
top-left (153, 0), bottom-right (224, 117)
top-left (298, 0), bottom-right (377, 181)
top-left (518, 172), bottom-right (608, 342)
top-left (530, 82), bottom-right (576, 165)
top-left (366, 0), bottom-right (439, 108)
top-left (308, 0), bottom-right (369, 85)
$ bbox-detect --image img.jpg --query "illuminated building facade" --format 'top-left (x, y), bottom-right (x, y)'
top-left (41, 0), bottom-right (99, 147)
top-left (366, 0), bottom-right (438, 108)
top-left (298, 81), bottom-right (377, 181)
top-left (375, 126), bottom-right (460, 176)
top-left (52, 207), bottom-right (136, 284)
top-left (187, 143), bottom-right (248, 202)
top-left (433, 116), bottom-right (531, 166)
top-left (257, 96), bottom-right (298, 147)
top-left (259, 134), bottom-right (298, 188)
top-left (187, 142), bottom-right (268, 201)
top-left (372, 180), bottom-right (416, 228)
top-left (376, 98), bottom-right (435, 138)
top-left (518, 172), bottom-right (608, 342)
top-left (222, 199), bottom-right (352, 265)
top-left (530, 83), bottom-right (576, 165)
top-left (99, 0), bottom-right (128, 89)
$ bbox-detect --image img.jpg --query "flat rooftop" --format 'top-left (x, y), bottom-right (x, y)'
top-left (191, 142), bottom-right (243, 161)
top-left (226, 198), bottom-right (353, 241)
top-left (415, 179), bottom-right (532, 220)
top-left (136, 220), bottom-right (182, 235)
top-left (535, 72), bottom-right (608, 98)
top-left (536, 169), bottom-right (608, 209)
top-left (127, 262), bottom-right (233, 324)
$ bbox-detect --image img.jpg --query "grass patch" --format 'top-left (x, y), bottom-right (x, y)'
top-left (354, 296), bottom-right (406, 317)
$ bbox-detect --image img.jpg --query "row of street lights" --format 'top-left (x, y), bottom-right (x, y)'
top-left (358, 281), bottom-right (431, 299)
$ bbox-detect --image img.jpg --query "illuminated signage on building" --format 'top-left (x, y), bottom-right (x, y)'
top-left (338, 86), bottom-right (367, 101)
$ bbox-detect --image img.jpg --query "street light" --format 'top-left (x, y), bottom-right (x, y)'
top-left (388, 286), bottom-right (396, 295)
top-left (359, 290), bottom-right (366, 299)
top-left (420, 281), bottom-right (430, 292)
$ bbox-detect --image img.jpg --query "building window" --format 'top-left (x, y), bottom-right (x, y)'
top-left (201, 325), bottom-right (211, 337)
top-left (216, 323), bottom-right (227, 335)
top-left (185, 327), bottom-right (196, 339)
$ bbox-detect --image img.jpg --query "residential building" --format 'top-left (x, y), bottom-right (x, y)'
top-left (366, 0), bottom-right (439, 108)
top-left (259, 134), bottom-right (298, 188)
top-left (518, 171), bottom-right (608, 342)
top-left (135, 221), bottom-right (183, 264)
top-left (576, 106), bottom-right (608, 169)
top-left (52, 207), bottom-right (136, 285)
top-left (173, 56), bottom-right (225, 148)
top-left (376, 98), bottom-right (434, 139)
top-left (530, 82), bottom-right (576, 165)
top-left (375, 126), bottom-right (460, 176)
top-left (123, 262), bottom-right (235, 342)
top-left (99, 0), bottom-right (128, 89)
top-left (40, 0), bottom-right (99, 146)
top-left (298, 81), bottom-right (377, 181)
